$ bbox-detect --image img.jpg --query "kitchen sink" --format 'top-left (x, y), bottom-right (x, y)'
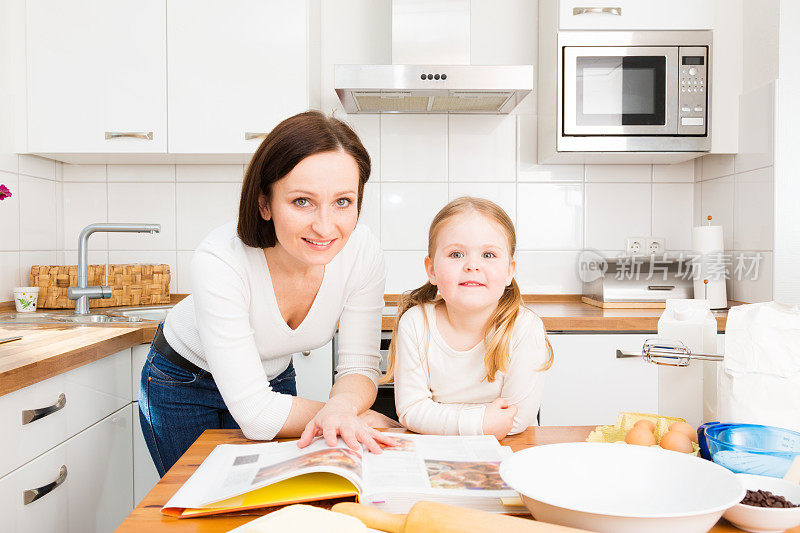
top-left (0, 305), bottom-right (174, 325)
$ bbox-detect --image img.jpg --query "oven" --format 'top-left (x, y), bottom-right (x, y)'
top-left (333, 330), bottom-right (398, 421)
top-left (558, 30), bottom-right (711, 152)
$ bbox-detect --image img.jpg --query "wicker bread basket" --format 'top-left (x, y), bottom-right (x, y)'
top-left (30, 264), bottom-right (171, 309)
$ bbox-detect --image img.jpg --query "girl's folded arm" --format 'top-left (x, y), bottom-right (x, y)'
top-left (501, 315), bottom-right (551, 434)
top-left (394, 318), bottom-right (486, 436)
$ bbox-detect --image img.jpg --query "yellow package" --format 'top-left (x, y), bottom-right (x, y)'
top-left (587, 411), bottom-right (699, 455)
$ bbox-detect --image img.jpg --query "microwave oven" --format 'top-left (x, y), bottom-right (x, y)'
top-left (558, 30), bottom-right (712, 152)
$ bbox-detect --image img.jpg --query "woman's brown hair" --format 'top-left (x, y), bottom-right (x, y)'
top-left (238, 110), bottom-right (371, 248)
top-left (381, 197), bottom-right (554, 384)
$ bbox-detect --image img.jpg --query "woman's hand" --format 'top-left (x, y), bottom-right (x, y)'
top-left (297, 397), bottom-right (398, 454)
top-left (358, 409), bottom-right (404, 429)
top-left (482, 398), bottom-right (518, 440)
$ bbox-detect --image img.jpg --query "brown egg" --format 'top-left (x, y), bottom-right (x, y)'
top-left (660, 430), bottom-right (694, 453)
top-left (633, 419), bottom-right (656, 433)
top-left (669, 421), bottom-right (698, 443)
top-left (625, 427), bottom-right (657, 446)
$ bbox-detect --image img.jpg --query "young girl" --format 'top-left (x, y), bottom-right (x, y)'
top-left (382, 197), bottom-right (553, 440)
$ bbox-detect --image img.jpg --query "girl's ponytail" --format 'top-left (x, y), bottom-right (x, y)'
top-left (380, 282), bottom-right (438, 384)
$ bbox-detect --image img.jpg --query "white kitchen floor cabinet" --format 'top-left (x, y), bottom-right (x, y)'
top-left (167, 1), bottom-right (317, 154)
top-left (0, 405), bottom-right (133, 533)
top-left (540, 334), bottom-right (658, 426)
top-left (292, 341), bottom-right (334, 403)
top-left (26, 0), bottom-right (168, 154)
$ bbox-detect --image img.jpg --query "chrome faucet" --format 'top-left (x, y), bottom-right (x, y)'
top-left (68, 223), bottom-right (161, 315)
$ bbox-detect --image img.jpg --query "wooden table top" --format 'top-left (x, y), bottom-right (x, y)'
top-left (116, 427), bottom-right (768, 533)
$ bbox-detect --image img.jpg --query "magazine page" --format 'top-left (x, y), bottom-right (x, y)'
top-left (361, 434), bottom-right (516, 502)
top-left (163, 439), bottom-right (366, 509)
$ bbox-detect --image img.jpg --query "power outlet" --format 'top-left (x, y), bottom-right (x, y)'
top-left (625, 237), bottom-right (646, 256)
top-left (626, 236), bottom-right (666, 256)
top-left (647, 237), bottom-right (666, 256)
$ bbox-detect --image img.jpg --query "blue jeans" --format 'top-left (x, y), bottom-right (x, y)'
top-left (138, 342), bottom-right (297, 477)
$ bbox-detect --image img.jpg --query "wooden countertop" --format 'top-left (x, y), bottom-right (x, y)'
top-left (381, 295), bottom-right (733, 332)
top-left (117, 427), bottom-right (768, 533)
top-left (0, 323), bottom-right (157, 397)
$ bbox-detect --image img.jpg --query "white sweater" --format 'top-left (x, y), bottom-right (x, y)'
top-left (394, 303), bottom-right (549, 436)
top-left (163, 222), bottom-right (385, 440)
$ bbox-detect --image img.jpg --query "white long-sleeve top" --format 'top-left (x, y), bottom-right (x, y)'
top-left (162, 222), bottom-right (385, 440)
top-left (394, 303), bottom-right (549, 436)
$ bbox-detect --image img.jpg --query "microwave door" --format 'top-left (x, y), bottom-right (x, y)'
top-left (563, 46), bottom-right (679, 136)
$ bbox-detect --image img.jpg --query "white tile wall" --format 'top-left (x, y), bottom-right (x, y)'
top-left (381, 182), bottom-right (447, 250)
top-left (652, 183), bottom-right (694, 250)
top-left (585, 183), bottom-right (651, 250)
top-left (380, 115), bottom-right (447, 181)
top-left (585, 165), bottom-right (651, 183)
top-left (176, 182), bottom-right (240, 250)
top-left (448, 115), bottom-right (516, 181)
top-left (517, 183), bottom-right (583, 250)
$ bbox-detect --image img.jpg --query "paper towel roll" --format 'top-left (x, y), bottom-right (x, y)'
top-left (691, 225), bottom-right (724, 253)
top-left (691, 224), bottom-right (728, 308)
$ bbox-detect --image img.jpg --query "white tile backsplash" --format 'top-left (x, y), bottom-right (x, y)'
top-left (107, 182), bottom-right (176, 250)
top-left (176, 182), bottom-right (240, 250)
top-left (652, 183), bottom-right (694, 250)
top-left (0, 171), bottom-right (20, 251)
top-left (384, 250), bottom-right (428, 293)
top-left (653, 160), bottom-right (694, 182)
top-left (700, 154), bottom-right (735, 181)
top-left (734, 166), bottom-right (773, 251)
top-left (517, 183), bottom-right (583, 250)
top-left (62, 182), bottom-right (108, 250)
top-left (380, 115), bottom-right (447, 181)
top-left (381, 182), bottom-right (447, 250)
top-left (18, 154), bottom-right (56, 180)
top-left (448, 182), bottom-right (517, 223)
top-left (61, 163), bottom-right (106, 182)
top-left (515, 251), bottom-right (582, 294)
top-left (20, 251), bottom-right (57, 284)
top-left (0, 252), bottom-right (21, 299)
top-left (344, 114), bottom-right (381, 182)
top-left (108, 164), bottom-right (175, 182)
top-left (175, 164), bottom-right (244, 182)
top-left (700, 176), bottom-right (735, 251)
top-left (176, 250), bottom-right (194, 294)
top-left (735, 82), bottom-right (775, 174)
top-left (0, 154), bottom-right (18, 174)
top-left (731, 251), bottom-right (773, 303)
top-left (357, 182), bottom-right (380, 237)
top-left (517, 115), bottom-right (583, 182)
top-left (448, 115), bottom-right (516, 181)
top-left (19, 175), bottom-right (57, 250)
top-left (585, 183), bottom-right (651, 250)
top-left (585, 164), bottom-right (651, 183)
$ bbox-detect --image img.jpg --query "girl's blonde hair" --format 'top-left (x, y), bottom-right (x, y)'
top-left (381, 197), bottom-right (554, 384)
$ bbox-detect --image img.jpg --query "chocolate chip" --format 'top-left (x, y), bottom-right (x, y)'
top-left (741, 489), bottom-right (799, 508)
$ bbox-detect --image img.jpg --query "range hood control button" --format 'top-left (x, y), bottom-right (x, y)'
top-left (441, 74), bottom-right (447, 80)
top-left (420, 74), bottom-right (426, 80)
top-left (434, 74), bottom-right (440, 80)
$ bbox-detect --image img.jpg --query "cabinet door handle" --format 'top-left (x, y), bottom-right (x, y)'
top-left (245, 132), bottom-right (268, 140)
top-left (104, 131), bottom-right (153, 140)
top-left (23, 465), bottom-right (67, 505)
top-left (573, 7), bottom-right (622, 16)
top-left (21, 393), bottom-right (66, 425)
top-left (647, 285), bottom-right (675, 290)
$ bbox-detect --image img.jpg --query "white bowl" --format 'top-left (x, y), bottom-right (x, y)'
top-left (723, 474), bottom-right (800, 533)
top-left (500, 442), bottom-right (744, 533)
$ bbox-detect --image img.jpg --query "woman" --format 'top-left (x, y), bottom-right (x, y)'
top-left (139, 111), bottom-right (398, 476)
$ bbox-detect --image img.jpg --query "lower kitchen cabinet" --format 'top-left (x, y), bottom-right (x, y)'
top-left (292, 341), bottom-right (333, 403)
top-left (132, 401), bottom-right (160, 506)
top-left (540, 334), bottom-right (658, 426)
top-left (0, 404), bottom-right (133, 533)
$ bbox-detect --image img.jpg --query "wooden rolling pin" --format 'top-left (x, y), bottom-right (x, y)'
top-left (331, 502), bottom-right (591, 533)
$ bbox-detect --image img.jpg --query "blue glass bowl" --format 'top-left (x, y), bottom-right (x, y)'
top-left (699, 423), bottom-right (800, 478)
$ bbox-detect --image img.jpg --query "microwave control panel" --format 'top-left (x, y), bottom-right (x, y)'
top-left (678, 46), bottom-right (708, 135)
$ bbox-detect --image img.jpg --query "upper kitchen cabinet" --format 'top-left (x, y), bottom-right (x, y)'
top-left (166, 0), bottom-right (319, 156)
top-left (26, 0), bottom-right (168, 156)
top-left (557, 1), bottom-right (713, 31)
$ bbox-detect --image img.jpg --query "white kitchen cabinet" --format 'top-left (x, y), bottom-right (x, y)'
top-left (540, 334), bottom-right (658, 426)
top-left (131, 344), bottom-right (151, 402)
top-left (0, 348), bottom-right (131, 478)
top-left (292, 341), bottom-right (333, 403)
top-left (557, 0), bottom-right (713, 30)
top-left (26, 0), bottom-right (167, 154)
top-left (167, 0), bottom-right (317, 154)
top-left (132, 401), bottom-right (160, 506)
top-left (0, 404), bottom-right (133, 533)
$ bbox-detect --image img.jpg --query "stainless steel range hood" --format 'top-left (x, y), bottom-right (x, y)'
top-left (334, 0), bottom-right (533, 114)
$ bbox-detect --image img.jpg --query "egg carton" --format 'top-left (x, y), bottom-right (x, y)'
top-left (587, 411), bottom-right (700, 455)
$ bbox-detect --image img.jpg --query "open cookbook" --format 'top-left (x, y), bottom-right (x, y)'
top-left (162, 433), bottom-right (526, 517)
